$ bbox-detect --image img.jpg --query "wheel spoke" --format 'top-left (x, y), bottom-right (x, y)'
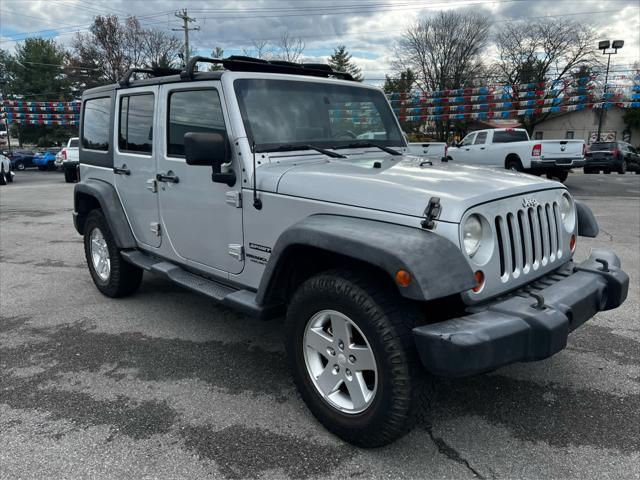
top-left (315, 364), bottom-right (342, 396)
top-left (346, 373), bottom-right (369, 411)
top-left (306, 328), bottom-right (332, 354)
top-left (330, 314), bottom-right (351, 346)
top-left (349, 345), bottom-right (376, 371)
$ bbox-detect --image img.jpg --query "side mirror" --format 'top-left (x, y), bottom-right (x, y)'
top-left (184, 131), bottom-right (236, 186)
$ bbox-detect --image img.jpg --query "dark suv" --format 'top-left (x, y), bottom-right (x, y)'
top-left (585, 141), bottom-right (640, 174)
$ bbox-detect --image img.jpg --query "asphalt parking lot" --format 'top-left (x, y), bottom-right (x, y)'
top-left (1, 169), bottom-right (639, 479)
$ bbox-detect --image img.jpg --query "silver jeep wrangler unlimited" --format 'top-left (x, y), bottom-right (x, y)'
top-left (73, 56), bottom-right (629, 447)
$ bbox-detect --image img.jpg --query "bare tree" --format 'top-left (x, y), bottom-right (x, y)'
top-left (275, 32), bottom-right (305, 62)
top-left (495, 18), bottom-right (599, 133)
top-left (69, 15), bottom-right (182, 87)
top-left (243, 39), bottom-right (270, 59)
top-left (143, 28), bottom-right (181, 68)
top-left (394, 10), bottom-right (491, 140)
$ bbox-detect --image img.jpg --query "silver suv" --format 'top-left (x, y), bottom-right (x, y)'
top-left (73, 56), bottom-right (629, 447)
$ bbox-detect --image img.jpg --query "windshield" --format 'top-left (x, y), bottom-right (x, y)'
top-left (234, 79), bottom-right (405, 150)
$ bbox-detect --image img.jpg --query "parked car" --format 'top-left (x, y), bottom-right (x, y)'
top-left (0, 153), bottom-right (14, 185)
top-left (584, 141), bottom-right (640, 174)
top-left (58, 137), bottom-right (80, 182)
top-left (447, 128), bottom-right (585, 182)
top-left (33, 148), bottom-right (61, 170)
top-left (7, 149), bottom-right (36, 170)
top-left (73, 56), bottom-right (628, 447)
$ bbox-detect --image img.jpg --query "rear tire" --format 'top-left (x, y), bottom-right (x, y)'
top-left (83, 209), bottom-right (143, 298)
top-left (618, 160), bottom-right (627, 174)
top-left (16, 162), bottom-right (25, 171)
top-left (6, 167), bottom-right (12, 183)
top-left (285, 269), bottom-right (434, 447)
top-left (0, 166), bottom-right (6, 185)
top-left (505, 157), bottom-right (523, 171)
top-left (64, 168), bottom-right (76, 183)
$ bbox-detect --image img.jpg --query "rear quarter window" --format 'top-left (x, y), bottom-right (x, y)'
top-left (82, 97), bottom-right (111, 151)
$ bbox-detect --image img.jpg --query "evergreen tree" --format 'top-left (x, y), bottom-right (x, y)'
top-left (328, 45), bottom-right (363, 81)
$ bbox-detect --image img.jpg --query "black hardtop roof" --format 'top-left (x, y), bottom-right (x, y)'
top-left (83, 55), bottom-right (354, 98)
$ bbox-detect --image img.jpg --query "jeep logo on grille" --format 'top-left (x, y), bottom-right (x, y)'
top-left (522, 196), bottom-right (538, 208)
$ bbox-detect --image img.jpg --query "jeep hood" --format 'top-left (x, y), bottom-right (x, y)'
top-left (270, 155), bottom-right (563, 223)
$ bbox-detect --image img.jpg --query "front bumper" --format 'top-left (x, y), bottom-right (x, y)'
top-left (531, 158), bottom-right (585, 169)
top-left (413, 249), bottom-right (628, 377)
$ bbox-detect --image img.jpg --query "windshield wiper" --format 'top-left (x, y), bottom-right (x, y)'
top-left (334, 141), bottom-right (402, 156)
top-left (255, 144), bottom-right (346, 158)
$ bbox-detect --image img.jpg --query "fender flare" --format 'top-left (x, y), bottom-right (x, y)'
top-left (575, 200), bottom-right (599, 238)
top-left (256, 215), bottom-right (475, 305)
top-left (73, 179), bottom-right (136, 249)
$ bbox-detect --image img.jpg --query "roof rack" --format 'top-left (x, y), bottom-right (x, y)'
top-left (179, 55), bottom-right (354, 81)
top-left (119, 67), bottom-right (182, 87)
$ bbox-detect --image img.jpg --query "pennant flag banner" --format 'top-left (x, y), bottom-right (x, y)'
top-left (1, 105), bottom-right (80, 113)
top-left (3, 112), bottom-right (79, 120)
top-left (8, 118), bottom-right (79, 126)
top-left (1, 100), bottom-right (81, 108)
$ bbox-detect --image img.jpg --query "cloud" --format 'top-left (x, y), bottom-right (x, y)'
top-left (1, 0), bottom-right (638, 84)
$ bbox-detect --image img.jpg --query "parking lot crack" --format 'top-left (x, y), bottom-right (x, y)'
top-left (427, 426), bottom-right (487, 479)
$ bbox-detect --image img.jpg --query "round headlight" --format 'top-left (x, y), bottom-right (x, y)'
top-left (560, 193), bottom-right (576, 232)
top-left (463, 214), bottom-right (483, 257)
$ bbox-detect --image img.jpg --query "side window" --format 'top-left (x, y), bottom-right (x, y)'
top-left (460, 133), bottom-right (476, 147)
top-left (534, 131), bottom-right (543, 140)
top-left (168, 89), bottom-right (226, 157)
top-left (565, 131), bottom-right (574, 139)
top-left (119, 94), bottom-right (154, 154)
top-left (474, 132), bottom-right (487, 145)
top-left (82, 97), bottom-right (111, 151)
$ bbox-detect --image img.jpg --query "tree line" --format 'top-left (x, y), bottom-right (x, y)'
top-left (0, 10), bottom-right (624, 145)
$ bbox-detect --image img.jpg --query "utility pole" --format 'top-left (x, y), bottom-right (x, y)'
top-left (173, 9), bottom-right (200, 66)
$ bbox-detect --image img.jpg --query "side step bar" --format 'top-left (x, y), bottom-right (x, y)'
top-left (121, 250), bottom-right (283, 319)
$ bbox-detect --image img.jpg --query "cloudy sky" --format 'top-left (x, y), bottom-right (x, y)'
top-left (1, 0), bottom-right (638, 84)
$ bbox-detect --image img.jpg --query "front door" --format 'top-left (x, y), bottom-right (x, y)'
top-left (156, 83), bottom-right (244, 274)
top-left (114, 87), bottom-right (161, 248)
top-left (453, 132), bottom-right (476, 162)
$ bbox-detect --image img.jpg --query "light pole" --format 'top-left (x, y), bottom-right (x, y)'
top-left (596, 39), bottom-right (624, 142)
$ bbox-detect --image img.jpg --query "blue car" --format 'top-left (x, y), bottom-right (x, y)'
top-left (33, 148), bottom-right (60, 170)
top-left (7, 149), bottom-right (36, 170)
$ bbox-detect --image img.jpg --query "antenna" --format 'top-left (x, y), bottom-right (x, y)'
top-left (252, 141), bottom-right (262, 210)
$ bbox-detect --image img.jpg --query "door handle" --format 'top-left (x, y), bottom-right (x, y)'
top-left (156, 172), bottom-right (179, 183)
top-left (113, 165), bottom-right (130, 175)
top-left (464, 148), bottom-right (470, 151)
top-left (480, 147), bottom-right (485, 150)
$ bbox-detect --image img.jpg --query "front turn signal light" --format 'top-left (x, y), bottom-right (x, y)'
top-left (472, 270), bottom-right (485, 293)
top-left (395, 270), bottom-right (412, 287)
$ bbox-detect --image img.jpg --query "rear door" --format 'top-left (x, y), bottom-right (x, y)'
top-left (113, 87), bottom-right (161, 248)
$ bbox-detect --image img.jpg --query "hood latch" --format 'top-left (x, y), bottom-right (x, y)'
top-left (421, 197), bottom-right (441, 230)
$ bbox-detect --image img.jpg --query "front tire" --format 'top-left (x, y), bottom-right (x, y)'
top-left (83, 210), bottom-right (143, 297)
top-left (285, 269), bottom-right (434, 447)
top-left (64, 168), bottom-right (76, 183)
top-left (0, 166), bottom-right (6, 185)
top-left (15, 161), bottom-right (25, 171)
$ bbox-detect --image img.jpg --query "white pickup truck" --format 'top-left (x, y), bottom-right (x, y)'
top-left (447, 128), bottom-right (585, 181)
top-left (56, 137), bottom-right (80, 182)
